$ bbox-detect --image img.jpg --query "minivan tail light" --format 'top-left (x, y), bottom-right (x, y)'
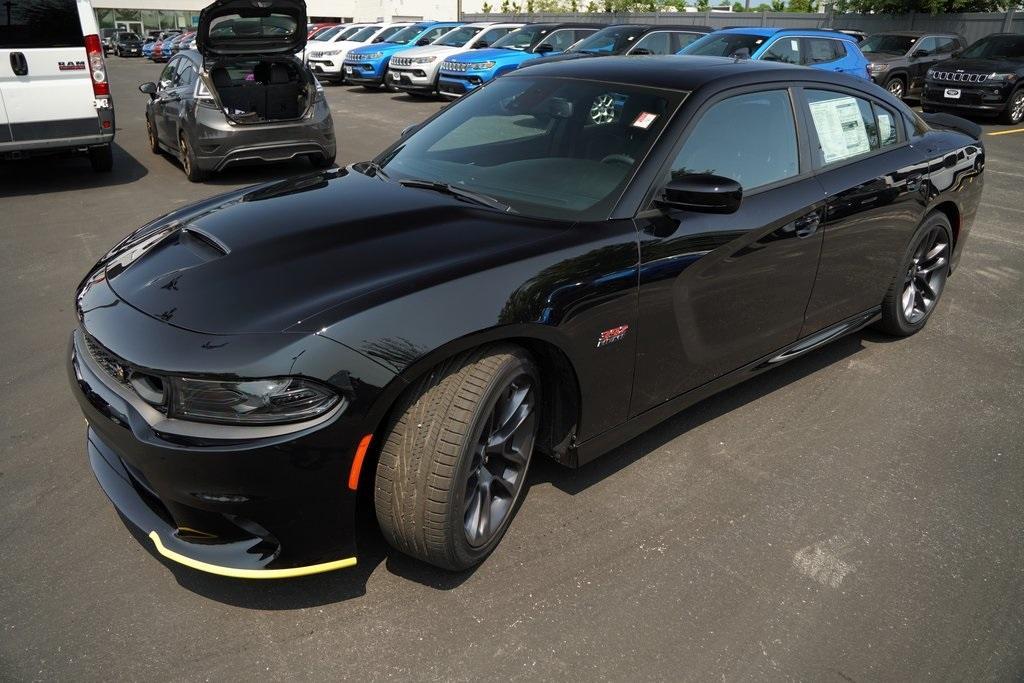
top-left (84, 34), bottom-right (110, 96)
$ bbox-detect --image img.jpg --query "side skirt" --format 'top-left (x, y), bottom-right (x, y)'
top-left (570, 306), bottom-right (881, 467)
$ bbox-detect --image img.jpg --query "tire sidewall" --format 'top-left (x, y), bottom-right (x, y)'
top-left (885, 75), bottom-right (905, 99)
top-left (891, 213), bottom-right (953, 334)
top-left (446, 353), bottom-right (540, 569)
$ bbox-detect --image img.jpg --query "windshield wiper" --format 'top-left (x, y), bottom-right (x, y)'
top-left (398, 179), bottom-right (518, 214)
top-left (358, 160), bottom-right (389, 179)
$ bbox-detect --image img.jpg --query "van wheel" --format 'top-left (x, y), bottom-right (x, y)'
top-left (146, 116), bottom-right (161, 154)
top-left (88, 144), bottom-right (113, 173)
top-left (178, 132), bottom-right (207, 182)
top-left (375, 345), bottom-right (540, 571)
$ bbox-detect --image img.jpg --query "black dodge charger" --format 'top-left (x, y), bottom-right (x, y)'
top-left (69, 56), bottom-right (984, 578)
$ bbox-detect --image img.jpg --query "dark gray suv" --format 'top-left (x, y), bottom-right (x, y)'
top-left (139, 0), bottom-right (335, 181)
top-left (861, 31), bottom-right (965, 99)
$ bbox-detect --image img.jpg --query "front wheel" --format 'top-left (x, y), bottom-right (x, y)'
top-left (884, 76), bottom-right (906, 100)
top-left (876, 212), bottom-right (952, 337)
top-left (375, 346), bottom-right (541, 571)
top-left (1001, 88), bottom-right (1024, 125)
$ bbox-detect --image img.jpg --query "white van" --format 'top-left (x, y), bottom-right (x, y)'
top-left (0, 0), bottom-right (115, 171)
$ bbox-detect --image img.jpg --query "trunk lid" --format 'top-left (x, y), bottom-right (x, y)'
top-left (197, 0), bottom-right (307, 59)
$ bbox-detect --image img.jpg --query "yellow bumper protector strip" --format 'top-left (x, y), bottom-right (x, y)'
top-left (148, 531), bottom-right (357, 579)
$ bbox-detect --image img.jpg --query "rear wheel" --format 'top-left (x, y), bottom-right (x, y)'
top-left (146, 115), bottom-right (160, 154)
top-left (876, 212), bottom-right (952, 337)
top-left (884, 76), bottom-right (906, 100)
top-left (1000, 88), bottom-right (1024, 125)
top-left (88, 144), bottom-right (113, 173)
top-left (375, 345), bottom-right (540, 571)
top-left (178, 132), bottom-right (207, 182)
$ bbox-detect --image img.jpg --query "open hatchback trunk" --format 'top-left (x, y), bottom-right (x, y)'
top-left (198, 0), bottom-right (314, 124)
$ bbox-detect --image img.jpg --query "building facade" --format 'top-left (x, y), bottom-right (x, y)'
top-left (90, 0), bottom-right (469, 33)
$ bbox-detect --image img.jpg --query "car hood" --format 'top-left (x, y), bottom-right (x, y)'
top-left (351, 41), bottom-right (406, 56)
top-left (101, 168), bottom-right (569, 336)
top-left (932, 56), bottom-right (1024, 73)
top-left (394, 44), bottom-right (461, 59)
top-left (864, 53), bottom-right (905, 65)
top-left (452, 47), bottom-right (532, 65)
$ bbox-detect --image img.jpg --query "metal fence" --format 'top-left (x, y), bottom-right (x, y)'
top-left (460, 10), bottom-right (1022, 44)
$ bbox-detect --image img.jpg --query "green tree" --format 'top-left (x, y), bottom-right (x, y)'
top-left (501, 0), bottom-right (511, 12)
top-left (511, 1), bottom-right (522, 11)
top-left (526, 0), bottom-right (534, 11)
top-left (770, 0), bottom-right (785, 9)
top-left (697, 0), bottom-right (711, 10)
top-left (731, 0), bottom-right (744, 9)
top-left (570, 0), bottom-right (579, 10)
top-left (586, 0), bottom-right (599, 8)
top-left (481, 1), bottom-right (493, 11)
top-left (788, 0), bottom-right (814, 10)
top-left (840, 0), bottom-right (1001, 10)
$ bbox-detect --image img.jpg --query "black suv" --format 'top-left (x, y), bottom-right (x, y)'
top-left (922, 33), bottom-right (1024, 124)
top-left (861, 31), bottom-right (965, 100)
top-left (112, 31), bottom-right (144, 57)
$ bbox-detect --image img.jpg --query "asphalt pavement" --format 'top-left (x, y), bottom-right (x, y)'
top-left (1, 56), bottom-right (1022, 681)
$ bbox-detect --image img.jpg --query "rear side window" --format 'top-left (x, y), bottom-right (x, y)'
top-left (806, 89), bottom-right (899, 166)
top-left (669, 89), bottom-right (799, 191)
top-left (631, 31), bottom-right (673, 55)
top-left (933, 37), bottom-right (959, 54)
top-left (805, 38), bottom-right (845, 64)
top-left (0, 0), bottom-right (82, 49)
top-left (672, 32), bottom-right (703, 52)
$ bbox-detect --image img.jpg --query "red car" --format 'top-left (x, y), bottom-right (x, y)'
top-left (307, 22), bottom-right (338, 39)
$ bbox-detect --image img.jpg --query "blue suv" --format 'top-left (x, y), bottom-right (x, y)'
top-left (345, 22), bottom-right (464, 89)
top-left (437, 23), bottom-right (603, 98)
top-left (679, 28), bottom-right (870, 80)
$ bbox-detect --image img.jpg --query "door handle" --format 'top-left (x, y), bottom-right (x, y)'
top-left (10, 52), bottom-right (28, 76)
top-left (794, 211), bottom-right (820, 239)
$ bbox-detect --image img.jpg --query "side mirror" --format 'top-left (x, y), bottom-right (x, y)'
top-left (472, 40), bottom-right (489, 49)
top-left (911, 48), bottom-right (930, 58)
top-left (416, 38), bottom-right (431, 46)
top-left (656, 174), bottom-right (742, 214)
top-left (400, 123), bottom-right (420, 138)
top-left (631, 47), bottom-right (652, 56)
top-left (951, 49), bottom-right (962, 57)
top-left (534, 43), bottom-right (554, 54)
top-left (139, 82), bottom-right (158, 99)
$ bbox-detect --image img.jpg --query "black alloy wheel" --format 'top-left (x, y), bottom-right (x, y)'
top-left (375, 345), bottom-right (541, 570)
top-left (877, 212), bottom-right (952, 336)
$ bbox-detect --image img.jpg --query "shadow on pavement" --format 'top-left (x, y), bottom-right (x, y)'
top-left (0, 142), bottom-right (147, 198)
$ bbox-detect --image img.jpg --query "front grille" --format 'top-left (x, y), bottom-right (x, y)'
top-left (441, 60), bottom-right (469, 72)
top-left (83, 333), bottom-right (132, 388)
top-left (391, 56), bottom-right (413, 67)
top-left (930, 71), bottom-right (988, 83)
top-left (310, 50), bottom-right (325, 58)
top-left (348, 52), bottom-right (376, 62)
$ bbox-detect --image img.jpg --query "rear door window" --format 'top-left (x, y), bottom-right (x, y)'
top-left (672, 32), bottom-right (703, 52)
top-left (0, 0), bottom-right (82, 49)
top-left (536, 29), bottom-right (581, 53)
top-left (804, 38), bottom-right (845, 64)
top-left (762, 37), bottom-right (801, 64)
top-left (805, 89), bottom-right (902, 166)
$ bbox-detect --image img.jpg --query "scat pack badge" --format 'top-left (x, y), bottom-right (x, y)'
top-left (596, 325), bottom-right (629, 348)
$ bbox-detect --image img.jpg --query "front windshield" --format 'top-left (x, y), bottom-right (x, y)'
top-left (568, 26), bottom-right (643, 54)
top-left (387, 24), bottom-right (429, 45)
top-left (436, 25), bottom-right (483, 47)
top-left (373, 25), bottom-right (406, 43)
top-left (961, 34), bottom-right (1024, 60)
top-left (681, 32), bottom-right (765, 57)
top-left (335, 26), bottom-right (361, 40)
top-left (377, 76), bottom-right (684, 221)
top-left (349, 25), bottom-right (381, 42)
top-left (117, 32), bottom-right (140, 41)
top-left (492, 25), bottom-right (548, 51)
top-left (859, 34), bottom-right (917, 55)
top-left (315, 25), bottom-right (343, 41)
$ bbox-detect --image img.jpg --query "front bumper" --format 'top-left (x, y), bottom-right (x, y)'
top-left (387, 66), bottom-right (438, 94)
top-left (192, 99), bottom-right (336, 171)
top-left (922, 82), bottom-right (1014, 114)
top-left (343, 60), bottom-right (387, 85)
top-left (308, 57), bottom-right (344, 81)
top-left (438, 73), bottom-right (487, 98)
top-left (67, 275), bottom-right (396, 578)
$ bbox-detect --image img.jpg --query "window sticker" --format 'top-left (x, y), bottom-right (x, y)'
top-left (632, 111), bottom-right (658, 129)
top-left (878, 111), bottom-right (894, 145)
top-left (808, 96), bottom-right (871, 163)
top-left (790, 39), bottom-right (799, 50)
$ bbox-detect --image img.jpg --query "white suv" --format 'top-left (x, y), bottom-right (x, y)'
top-left (387, 23), bottom-right (523, 96)
top-left (307, 23), bottom-right (412, 84)
top-left (0, 0), bottom-right (115, 171)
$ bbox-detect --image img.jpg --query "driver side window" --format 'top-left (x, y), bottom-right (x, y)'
top-left (761, 37), bottom-right (801, 64)
top-left (668, 89), bottom-right (799, 190)
top-left (158, 60), bottom-right (179, 90)
top-left (536, 29), bottom-right (578, 53)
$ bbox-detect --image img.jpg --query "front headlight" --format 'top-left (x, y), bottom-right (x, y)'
top-left (411, 56), bottom-right (437, 64)
top-left (325, 49), bottom-right (342, 56)
top-left (868, 62), bottom-right (889, 74)
top-left (134, 375), bottom-right (340, 425)
top-left (364, 51), bottom-right (384, 60)
top-left (987, 72), bottom-right (1018, 83)
top-left (469, 60), bottom-right (495, 70)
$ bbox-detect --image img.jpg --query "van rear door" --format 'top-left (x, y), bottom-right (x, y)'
top-left (0, 0), bottom-right (98, 144)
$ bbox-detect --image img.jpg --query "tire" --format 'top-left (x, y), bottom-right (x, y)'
top-left (375, 345), bottom-right (541, 571)
top-left (145, 115), bottom-right (160, 154)
top-left (1000, 88), bottom-right (1024, 125)
top-left (88, 144), bottom-right (113, 173)
top-left (875, 211), bottom-right (953, 337)
top-left (178, 132), bottom-right (208, 182)
top-left (884, 75), bottom-right (906, 100)
top-left (309, 152), bottom-right (335, 169)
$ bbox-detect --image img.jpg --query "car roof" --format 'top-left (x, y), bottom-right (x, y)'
top-left (508, 54), bottom-right (870, 92)
top-left (715, 27), bottom-right (855, 39)
top-left (529, 23), bottom-right (608, 29)
top-left (871, 30), bottom-right (961, 38)
top-left (615, 24), bottom-right (715, 33)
